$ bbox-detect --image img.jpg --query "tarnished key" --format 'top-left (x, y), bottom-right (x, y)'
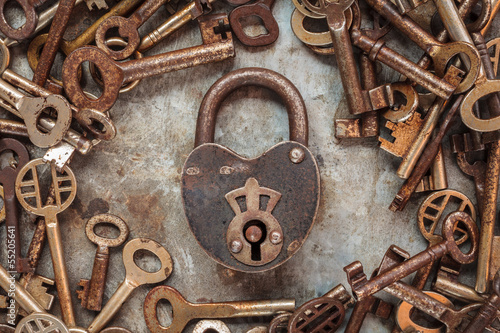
top-left (143, 286), bottom-right (296, 333)
top-left (0, 0), bottom-right (48, 40)
top-left (87, 238), bottom-right (173, 333)
top-left (0, 139), bottom-right (32, 273)
top-left (15, 158), bottom-right (77, 327)
top-left (77, 214), bottom-right (129, 311)
top-left (344, 211), bottom-right (478, 300)
top-left (63, 13), bottom-right (235, 112)
top-left (0, 77), bottom-right (72, 148)
top-left (229, 0), bottom-right (279, 46)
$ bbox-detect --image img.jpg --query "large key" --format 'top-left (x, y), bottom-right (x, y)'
top-left (95, 0), bottom-right (171, 60)
top-left (0, 138), bottom-right (31, 273)
top-left (15, 158), bottom-right (77, 327)
top-left (77, 214), bottom-right (129, 311)
top-left (63, 13), bottom-right (235, 112)
top-left (87, 238), bottom-right (173, 333)
top-left (0, 77), bottom-right (72, 148)
top-left (143, 285), bottom-right (295, 333)
top-left (344, 211), bottom-right (478, 300)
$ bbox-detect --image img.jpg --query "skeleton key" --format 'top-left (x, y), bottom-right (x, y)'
top-left (15, 158), bottom-right (77, 327)
top-left (87, 238), bottom-right (172, 333)
top-left (63, 13), bottom-right (234, 112)
top-left (463, 271), bottom-right (500, 332)
top-left (0, 78), bottom-right (72, 148)
top-left (0, 139), bottom-right (31, 273)
top-left (0, 0), bottom-right (47, 41)
top-left (365, 0), bottom-right (480, 94)
top-left (344, 211), bottom-right (478, 300)
top-left (229, 0), bottom-right (279, 46)
top-left (95, 0), bottom-right (171, 60)
top-left (77, 214), bottom-right (129, 311)
top-left (287, 284), bottom-right (354, 332)
top-left (138, 0), bottom-right (215, 52)
top-left (144, 285), bottom-right (295, 333)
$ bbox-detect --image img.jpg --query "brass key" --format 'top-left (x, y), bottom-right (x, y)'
top-left (77, 214), bottom-right (129, 311)
top-left (87, 238), bottom-right (173, 333)
top-left (15, 158), bottom-right (77, 327)
top-left (143, 286), bottom-right (296, 333)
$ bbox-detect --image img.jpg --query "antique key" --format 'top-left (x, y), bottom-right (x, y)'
top-left (94, 0), bottom-right (170, 60)
top-left (0, 0), bottom-right (47, 40)
top-left (0, 77), bottom-right (72, 148)
top-left (181, 68), bottom-right (320, 272)
top-left (287, 284), bottom-right (354, 332)
top-left (63, 13), bottom-right (235, 112)
top-left (143, 285), bottom-right (295, 333)
top-left (87, 238), bottom-right (173, 333)
top-left (77, 213), bottom-right (129, 311)
top-left (344, 211), bottom-right (478, 300)
top-left (0, 138), bottom-right (31, 273)
top-left (15, 158), bottom-right (77, 327)
top-left (229, 0), bottom-right (279, 46)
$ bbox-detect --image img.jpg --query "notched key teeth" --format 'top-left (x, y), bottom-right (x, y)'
top-left (343, 261), bottom-right (367, 296)
top-left (76, 279), bottom-right (89, 307)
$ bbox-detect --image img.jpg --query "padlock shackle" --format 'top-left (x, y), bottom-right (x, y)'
top-left (195, 67), bottom-right (308, 147)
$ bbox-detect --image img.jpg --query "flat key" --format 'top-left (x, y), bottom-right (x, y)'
top-left (63, 13), bottom-right (235, 112)
top-left (15, 158), bottom-right (77, 327)
top-left (0, 78), bottom-right (72, 148)
top-left (87, 238), bottom-right (173, 333)
top-left (144, 285), bottom-right (295, 333)
top-left (344, 211), bottom-right (478, 300)
top-left (0, 138), bottom-right (31, 273)
top-left (95, 0), bottom-right (171, 60)
top-left (77, 214), bottom-right (129, 311)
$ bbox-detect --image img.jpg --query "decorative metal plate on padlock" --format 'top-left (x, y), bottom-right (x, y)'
top-left (181, 141), bottom-right (320, 272)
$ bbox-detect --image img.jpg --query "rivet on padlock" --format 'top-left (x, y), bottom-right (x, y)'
top-left (181, 67), bottom-right (320, 272)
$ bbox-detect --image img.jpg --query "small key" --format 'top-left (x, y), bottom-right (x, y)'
top-left (143, 286), bottom-right (295, 333)
top-left (77, 214), bottom-right (129, 311)
top-left (0, 78), bottom-right (72, 148)
top-left (344, 211), bottom-right (478, 300)
top-left (63, 13), bottom-right (235, 112)
top-left (15, 158), bottom-right (77, 327)
top-left (87, 238), bottom-right (173, 333)
top-left (0, 139), bottom-right (32, 273)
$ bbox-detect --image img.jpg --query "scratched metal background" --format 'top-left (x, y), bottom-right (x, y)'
top-left (0, 0), bottom-right (499, 331)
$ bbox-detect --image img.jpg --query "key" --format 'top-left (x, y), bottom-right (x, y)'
top-left (389, 95), bottom-right (464, 211)
top-left (229, 0), bottom-right (279, 46)
top-left (87, 238), bottom-right (173, 333)
top-left (433, 273), bottom-right (487, 304)
top-left (0, 139), bottom-right (31, 273)
top-left (288, 284), bottom-right (354, 332)
top-left (0, 0), bottom-right (48, 40)
top-left (32, 0), bottom-right (78, 89)
top-left (0, 68), bottom-right (115, 141)
top-left (27, 0), bottom-right (143, 88)
top-left (15, 158), bottom-right (77, 327)
top-left (0, 78), bottom-right (72, 148)
top-left (77, 214), bottom-right (129, 311)
top-left (463, 271), bottom-right (500, 332)
top-left (95, 0), bottom-right (171, 60)
top-left (144, 286), bottom-right (295, 333)
top-left (63, 13), bottom-right (235, 112)
top-left (344, 211), bottom-right (478, 300)
top-left (138, 0), bottom-right (215, 52)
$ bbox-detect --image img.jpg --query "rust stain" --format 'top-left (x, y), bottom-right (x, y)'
top-left (81, 198), bottom-right (110, 219)
top-left (126, 194), bottom-right (159, 219)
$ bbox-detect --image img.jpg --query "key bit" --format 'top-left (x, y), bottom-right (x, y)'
top-left (17, 274), bottom-right (55, 317)
top-left (76, 279), bottom-right (90, 308)
top-left (84, 0), bottom-right (108, 10)
top-left (379, 112), bottom-right (424, 158)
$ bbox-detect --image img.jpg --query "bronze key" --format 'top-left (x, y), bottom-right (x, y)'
top-left (344, 211), bottom-right (478, 301)
top-left (77, 214), bottom-right (129, 311)
top-left (63, 13), bottom-right (235, 112)
top-left (0, 138), bottom-right (32, 273)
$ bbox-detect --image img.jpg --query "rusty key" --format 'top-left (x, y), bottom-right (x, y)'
top-left (77, 214), bottom-right (129, 311)
top-left (63, 13), bottom-right (235, 112)
top-left (0, 138), bottom-right (32, 273)
top-left (344, 211), bottom-right (478, 301)
top-left (463, 270), bottom-right (500, 332)
top-left (229, 0), bottom-right (279, 46)
top-left (0, 0), bottom-right (48, 41)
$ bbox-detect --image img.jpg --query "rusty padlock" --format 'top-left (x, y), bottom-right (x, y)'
top-left (181, 67), bottom-right (320, 272)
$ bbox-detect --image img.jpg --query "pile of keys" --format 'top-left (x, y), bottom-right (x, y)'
top-left (0, 0), bottom-right (498, 326)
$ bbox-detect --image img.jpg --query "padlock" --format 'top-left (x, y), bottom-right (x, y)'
top-left (181, 67), bottom-right (320, 272)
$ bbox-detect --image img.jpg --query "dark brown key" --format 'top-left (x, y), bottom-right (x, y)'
top-left (0, 138), bottom-right (32, 273)
top-left (77, 214), bottom-right (129, 311)
top-left (344, 211), bottom-right (478, 300)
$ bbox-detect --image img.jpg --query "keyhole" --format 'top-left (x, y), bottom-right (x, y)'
top-left (244, 220), bottom-right (266, 261)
